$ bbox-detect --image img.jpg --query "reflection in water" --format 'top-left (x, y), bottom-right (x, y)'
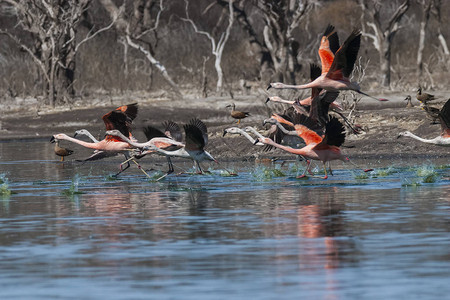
top-left (0, 140), bottom-right (449, 299)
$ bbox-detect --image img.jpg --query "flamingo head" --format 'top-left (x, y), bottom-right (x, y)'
top-left (397, 131), bottom-right (413, 139)
top-left (265, 96), bottom-right (282, 104)
top-left (51, 133), bottom-right (67, 142)
top-left (223, 127), bottom-right (241, 136)
top-left (267, 82), bottom-right (284, 90)
top-left (263, 118), bottom-right (277, 126)
top-left (105, 130), bottom-right (123, 137)
top-left (74, 129), bottom-right (90, 138)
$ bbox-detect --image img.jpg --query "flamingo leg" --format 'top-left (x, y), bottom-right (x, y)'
top-left (322, 162), bottom-right (329, 179)
top-left (328, 162), bottom-right (333, 176)
top-left (130, 159), bottom-right (153, 179)
top-left (306, 160), bottom-right (314, 176)
top-left (297, 160), bottom-right (311, 178)
top-left (196, 161), bottom-right (203, 174)
top-left (115, 154), bottom-right (131, 177)
top-left (155, 157), bottom-right (175, 181)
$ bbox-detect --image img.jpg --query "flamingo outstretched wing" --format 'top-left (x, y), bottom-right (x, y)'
top-left (319, 24), bottom-right (340, 74)
top-left (439, 99), bottom-right (450, 138)
top-left (163, 120), bottom-right (183, 142)
top-left (102, 103), bottom-right (138, 142)
top-left (326, 29), bottom-right (361, 81)
top-left (277, 113), bottom-right (323, 146)
top-left (312, 117), bottom-right (345, 150)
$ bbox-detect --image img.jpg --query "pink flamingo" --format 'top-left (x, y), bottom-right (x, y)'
top-left (257, 114), bottom-right (348, 179)
top-left (268, 29), bottom-right (388, 102)
top-left (51, 103), bottom-right (141, 176)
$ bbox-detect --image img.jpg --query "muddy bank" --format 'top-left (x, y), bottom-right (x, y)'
top-left (1, 93), bottom-right (449, 161)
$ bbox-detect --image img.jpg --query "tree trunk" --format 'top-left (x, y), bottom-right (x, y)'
top-left (416, 0), bottom-right (431, 80)
top-left (380, 43), bottom-right (391, 87)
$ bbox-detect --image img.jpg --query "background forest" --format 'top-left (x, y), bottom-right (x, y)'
top-left (0, 0), bottom-right (448, 107)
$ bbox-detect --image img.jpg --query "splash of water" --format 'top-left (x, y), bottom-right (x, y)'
top-left (0, 174), bottom-right (11, 196)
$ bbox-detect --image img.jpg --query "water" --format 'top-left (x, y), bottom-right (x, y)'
top-left (0, 140), bottom-right (449, 299)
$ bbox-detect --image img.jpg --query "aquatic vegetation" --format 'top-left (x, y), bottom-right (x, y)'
top-left (252, 166), bottom-right (286, 181)
top-left (354, 172), bottom-right (369, 180)
top-left (0, 174), bottom-right (11, 196)
top-left (416, 165), bottom-right (439, 183)
top-left (61, 175), bottom-right (84, 196)
top-left (375, 167), bottom-right (396, 177)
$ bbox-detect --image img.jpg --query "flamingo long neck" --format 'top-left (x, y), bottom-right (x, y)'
top-left (407, 132), bottom-right (445, 145)
top-left (245, 127), bottom-right (265, 139)
top-left (59, 135), bottom-right (102, 150)
top-left (236, 129), bottom-right (258, 144)
top-left (265, 139), bottom-right (309, 156)
top-left (270, 97), bottom-right (295, 105)
top-left (274, 122), bottom-right (297, 136)
top-left (82, 131), bottom-right (99, 143)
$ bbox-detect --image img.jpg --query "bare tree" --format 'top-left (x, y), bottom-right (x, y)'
top-left (254, 0), bottom-right (311, 84)
top-left (431, 0), bottom-right (449, 56)
top-left (359, 0), bottom-right (410, 88)
top-left (182, 0), bottom-right (234, 93)
top-left (98, 0), bottom-right (181, 96)
top-left (416, 0), bottom-right (432, 80)
top-left (0, 0), bottom-right (112, 106)
top-left (214, 0), bottom-right (273, 83)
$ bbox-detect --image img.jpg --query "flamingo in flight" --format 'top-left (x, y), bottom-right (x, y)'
top-left (106, 121), bottom-right (185, 179)
top-left (144, 118), bottom-right (218, 174)
top-left (51, 103), bottom-right (142, 176)
top-left (266, 63), bottom-right (343, 112)
top-left (256, 113), bottom-right (348, 179)
top-left (223, 127), bottom-right (265, 146)
top-left (398, 98), bottom-right (450, 146)
top-left (268, 27), bottom-right (388, 102)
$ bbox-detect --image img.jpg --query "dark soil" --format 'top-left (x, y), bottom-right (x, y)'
top-left (1, 93), bottom-right (449, 162)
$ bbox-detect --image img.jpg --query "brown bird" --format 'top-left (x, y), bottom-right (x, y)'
top-left (398, 98), bottom-right (450, 146)
top-left (404, 95), bottom-right (413, 108)
top-left (421, 102), bottom-right (440, 124)
top-left (226, 103), bottom-right (250, 124)
top-left (50, 138), bottom-right (74, 161)
top-left (416, 86), bottom-right (436, 104)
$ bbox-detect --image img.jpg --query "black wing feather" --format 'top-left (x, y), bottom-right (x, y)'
top-left (324, 117), bottom-right (346, 147)
top-left (438, 98), bottom-right (450, 132)
top-left (143, 125), bottom-right (166, 140)
top-left (163, 121), bottom-right (183, 142)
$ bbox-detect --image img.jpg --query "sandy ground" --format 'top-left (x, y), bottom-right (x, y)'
top-left (1, 90), bottom-right (450, 162)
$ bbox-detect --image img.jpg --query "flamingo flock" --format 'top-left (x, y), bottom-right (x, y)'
top-left (50, 24), bottom-right (449, 180)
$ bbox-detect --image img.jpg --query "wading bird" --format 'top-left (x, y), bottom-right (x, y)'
top-left (268, 29), bottom-right (388, 102)
top-left (223, 127), bottom-right (264, 146)
top-left (50, 138), bottom-right (74, 161)
top-left (404, 95), bottom-right (413, 108)
top-left (51, 103), bottom-right (141, 176)
top-left (416, 86), bottom-right (436, 104)
top-left (106, 122), bottom-right (185, 179)
top-left (145, 118), bottom-right (218, 174)
top-left (257, 114), bottom-right (348, 179)
top-left (398, 98), bottom-right (450, 146)
top-left (226, 103), bottom-right (250, 124)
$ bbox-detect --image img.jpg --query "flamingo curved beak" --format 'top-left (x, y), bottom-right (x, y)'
top-left (222, 130), bottom-right (227, 137)
top-left (265, 98), bottom-right (270, 104)
top-left (50, 136), bottom-right (56, 143)
top-left (266, 85), bottom-right (272, 90)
